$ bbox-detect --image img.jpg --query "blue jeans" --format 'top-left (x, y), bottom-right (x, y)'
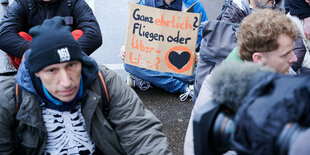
top-left (124, 64), bottom-right (195, 93)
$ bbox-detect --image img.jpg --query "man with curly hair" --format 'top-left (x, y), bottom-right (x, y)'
top-left (236, 9), bottom-right (298, 74)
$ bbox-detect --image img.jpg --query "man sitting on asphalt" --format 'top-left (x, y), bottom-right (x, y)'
top-left (184, 9), bottom-right (299, 154)
top-left (0, 16), bottom-right (171, 154)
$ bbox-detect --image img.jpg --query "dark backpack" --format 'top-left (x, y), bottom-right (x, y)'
top-left (15, 70), bottom-right (111, 121)
top-left (192, 0), bottom-right (240, 104)
top-left (193, 20), bottom-right (239, 103)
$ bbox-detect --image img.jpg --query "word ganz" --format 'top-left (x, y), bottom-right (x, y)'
top-left (133, 8), bottom-right (193, 30)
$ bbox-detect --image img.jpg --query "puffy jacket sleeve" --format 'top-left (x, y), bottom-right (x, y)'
top-left (0, 0), bottom-right (30, 58)
top-left (71, 0), bottom-right (102, 55)
top-left (0, 78), bottom-right (17, 154)
top-left (101, 67), bottom-right (172, 155)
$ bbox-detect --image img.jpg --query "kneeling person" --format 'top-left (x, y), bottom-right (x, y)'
top-left (120, 0), bottom-right (208, 102)
top-left (184, 9), bottom-right (299, 155)
top-left (0, 17), bottom-right (171, 154)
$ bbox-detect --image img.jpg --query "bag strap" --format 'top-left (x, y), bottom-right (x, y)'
top-left (185, 1), bottom-right (198, 12)
top-left (97, 70), bottom-right (111, 123)
top-left (15, 83), bottom-right (22, 114)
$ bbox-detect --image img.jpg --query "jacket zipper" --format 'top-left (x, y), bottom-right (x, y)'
top-left (45, 4), bottom-right (50, 19)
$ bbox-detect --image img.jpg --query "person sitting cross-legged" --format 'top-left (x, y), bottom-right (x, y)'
top-left (184, 9), bottom-right (299, 155)
top-left (121, 0), bottom-right (208, 102)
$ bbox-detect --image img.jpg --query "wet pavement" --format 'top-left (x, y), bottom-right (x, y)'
top-left (0, 0), bottom-right (224, 154)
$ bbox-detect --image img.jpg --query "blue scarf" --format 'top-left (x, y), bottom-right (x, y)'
top-left (42, 75), bottom-right (83, 111)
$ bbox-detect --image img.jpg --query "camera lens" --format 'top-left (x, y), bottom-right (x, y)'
top-left (212, 109), bottom-right (235, 154)
top-left (277, 123), bottom-right (308, 155)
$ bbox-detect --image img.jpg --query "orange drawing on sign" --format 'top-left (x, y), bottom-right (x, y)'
top-left (154, 14), bottom-right (192, 30)
top-left (132, 34), bottom-right (155, 53)
top-left (129, 51), bottom-right (160, 70)
top-left (155, 57), bottom-right (161, 69)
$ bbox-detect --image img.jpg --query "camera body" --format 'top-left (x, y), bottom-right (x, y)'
top-left (193, 101), bottom-right (310, 155)
top-left (193, 101), bottom-right (235, 155)
top-left (192, 61), bottom-right (310, 155)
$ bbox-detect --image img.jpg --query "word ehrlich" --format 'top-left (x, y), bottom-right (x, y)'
top-left (155, 14), bottom-right (192, 30)
top-left (132, 8), bottom-right (192, 30)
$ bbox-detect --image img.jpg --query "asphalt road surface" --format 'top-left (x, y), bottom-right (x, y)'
top-left (0, 0), bottom-right (224, 154)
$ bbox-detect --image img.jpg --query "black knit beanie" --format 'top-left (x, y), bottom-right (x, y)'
top-left (25, 16), bottom-right (83, 73)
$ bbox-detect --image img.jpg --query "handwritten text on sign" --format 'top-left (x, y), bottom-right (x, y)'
top-left (124, 2), bottom-right (201, 75)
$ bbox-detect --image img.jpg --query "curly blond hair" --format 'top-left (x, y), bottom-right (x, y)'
top-left (237, 9), bottom-right (299, 61)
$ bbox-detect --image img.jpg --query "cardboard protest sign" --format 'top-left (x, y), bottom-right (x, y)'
top-left (124, 2), bottom-right (201, 75)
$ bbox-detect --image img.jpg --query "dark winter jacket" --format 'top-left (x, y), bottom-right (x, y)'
top-left (232, 71), bottom-right (310, 154)
top-left (0, 54), bottom-right (171, 154)
top-left (0, 0), bottom-right (102, 58)
top-left (285, 0), bottom-right (310, 19)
